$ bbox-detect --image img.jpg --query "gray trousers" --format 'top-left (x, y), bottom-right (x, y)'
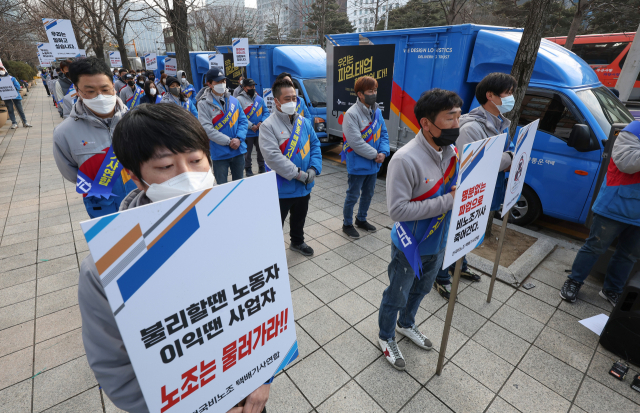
top-left (245, 135), bottom-right (264, 171)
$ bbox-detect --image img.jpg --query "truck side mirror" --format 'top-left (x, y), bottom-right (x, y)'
top-left (567, 124), bottom-right (592, 152)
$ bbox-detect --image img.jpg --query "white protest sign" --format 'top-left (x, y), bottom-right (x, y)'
top-left (80, 172), bottom-right (297, 413)
top-left (144, 53), bottom-right (158, 70)
top-left (442, 133), bottom-right (507, 269)
top-left (109, 51), bottom-right (122, 68)
top-left (42, 18), bottom-right (79, 58)
top-left (263, 88), bottom-right (274, 113)
top-left (164, 57), bottom-right (177, 76)
top-left (0, 77), bottom-right (19, 100)
top-left (208, 53), bottom-right (225, 72)
top-left (37, 43), bottom-right (55, 67)
top-left (502, 119), bottom-right (540, 217)
top-left (232, 38), bottom-right (249, 67)
top-left (76, 49), bottom-right (87, 58)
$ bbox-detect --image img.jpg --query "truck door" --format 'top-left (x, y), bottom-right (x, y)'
top-left (519, 89), bottom-right (601, 222)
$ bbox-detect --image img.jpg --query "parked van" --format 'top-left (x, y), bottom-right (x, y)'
top-left (325, 25), bottom-right (635, 226)
top-left (546, 33), bottom-right (640, 101)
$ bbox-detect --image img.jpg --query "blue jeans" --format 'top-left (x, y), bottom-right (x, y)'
top-left (212, 154), bottom-right (245, 184)
top-left (378, 243), bottom-right (445, 340)
top-left (436, 256), bottom-right (468, 284)
top-left (569, 213), bottom-right (640, 294)
top-left (5, 99), bottom-right (27, 124)
top-left (343, 173), bottom-right (377, 226)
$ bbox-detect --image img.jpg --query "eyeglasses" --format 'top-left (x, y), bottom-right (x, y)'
top-left (78, 87), bottom-right (116, 99)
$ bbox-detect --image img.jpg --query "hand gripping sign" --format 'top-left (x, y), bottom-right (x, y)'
top-left (502, 119), bottom-right (540, 216)
top-left (436, 133), bottom-right (507, 376)
top-left (80, 172), bottom-right (298, 413)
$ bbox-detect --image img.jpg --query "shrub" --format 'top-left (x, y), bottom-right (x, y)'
top-left (3, 60), bottom-right (37, 82)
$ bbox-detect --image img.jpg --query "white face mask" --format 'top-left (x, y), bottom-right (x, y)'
top-left (82, 93), bottom-right (117, 115)
top-left (149, 88), bottom-right (157, 96)
top-left (213, 83), bottom-right (226, 94)
top-left (143, 169), bottom-right (215, 203)
top-left (0, 70), bottom-right (6, 76)
top-left (280, 101), bottom-right (296, 115)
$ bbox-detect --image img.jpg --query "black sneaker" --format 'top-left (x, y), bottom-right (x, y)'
top-left (559, 278), bottom-right (582, 303)
top-left (434, 280), bottom-right (451, 300)
top-left (355, 218), bottom-right (376, 232)
top-left (290, 242), bottom-right (314, 256)
top-left (342, 225), bottom-right (360, 239)
top-left (258, 167), bottom-right (266, 174)
top-left (245, 169), bottom-right (254, 177)
top-left (599, 289), bottom-right (619, 307)
top-left (460, 268), bottom-right (481, 282)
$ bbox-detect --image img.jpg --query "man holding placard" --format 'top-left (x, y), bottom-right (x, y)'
top-left (0, 64), bottom-right (32, 128)
top-left (378, 89), bottom-right (461, 370)
top-left (434, 73), bottom-right (517, 299)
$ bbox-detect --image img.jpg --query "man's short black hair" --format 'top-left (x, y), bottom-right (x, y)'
top-left (118, 68), bottom-right (127, 75)
top-left (414, 88), bottom-right (463, 124)
top-left (68, 57), bottom-right (113, 86)
top-left (271, 78), bottom-right (295, 99)
top-left (112, 104), bottom-right (212, 180)
top-left (475, 72), bottom-right (517, 105)
top-left (275, 72), bottom-right (292, 82)
top-left (59, 59), bottom-right (74, 70)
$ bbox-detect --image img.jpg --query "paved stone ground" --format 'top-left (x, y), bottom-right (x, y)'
top-left (1, 85), bottom-right (640, 413)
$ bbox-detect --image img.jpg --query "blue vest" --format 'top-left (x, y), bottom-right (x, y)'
top-left (276, 117), bottom-right (320, 198)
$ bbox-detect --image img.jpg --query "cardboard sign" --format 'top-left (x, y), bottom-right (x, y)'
top-left (164, 58), bottom-right (177, 76)
top-left (442, 133), bottom-right (507, 268)
top-left (0, 77), bottom-right (19, 100)
top-left (232, 38), bottom-right (249, 67)
top-left (145, 53), bottom-right (158, 70)
top-left (208, 53), bottom-right (225, 72)
top-left (42, 18), bottom-right (79, 58)
top-left (37, 43), bottom-right (55, 67)
top-left (110, 51), bottom-right (123, 68)
top-left (502, 119), bottom-right (540, 217)
top-left (80, 173), bottom-right (297, 413)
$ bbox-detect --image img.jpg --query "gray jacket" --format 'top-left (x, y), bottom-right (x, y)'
top-left (237, 89), bottom-right (257, 128)
top-left (457, 106), bottom-right (512, 171)
top-left (53, 97), bottom-right (128, 183)
top-left (260, 109), bottom-right (305, 181)
top-left (119, 85), bottom-right (139, 105)
top-left (62, 91), bottom-right (77, 119)
top-left (197, 87), bottom-right (234, 146)
top-left (387, 130), bottom-right (455, 222)
top-left (114, 78), bottom-right (127, 94)
top-left (79, 189), bottom-right (151, 413)
top-left (612, 129), bottom-right (640, 173)
top-left (342, 99), bottom-right (379, 160)
top-left (233, 84), bottom-right (243, 97)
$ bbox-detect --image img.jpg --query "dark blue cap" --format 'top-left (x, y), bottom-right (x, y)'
top-left (205, 69), bottom-right (226, 83)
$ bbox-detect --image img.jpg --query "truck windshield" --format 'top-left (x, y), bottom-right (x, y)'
top-left (304, 78), bottom-right (326, 107)
top-left (576, 87), bottom-right (634, 136)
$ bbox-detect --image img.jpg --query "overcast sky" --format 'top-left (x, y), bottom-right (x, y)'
top-left (246, 0), bottom-right (257, 8)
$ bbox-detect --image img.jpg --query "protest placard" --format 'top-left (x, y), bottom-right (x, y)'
top-left (42, 18), bottom-right (79, 58)
top-left (109, 51), bottom-right (122, 68)
top-left (263, 88), bottom-right (274, 113)
top-left (502, 119), bottom-right (540, 216)
top-left (37, 43), bottom-right (55, 67)
top-left (164, 58), bottom-right (177, 76)
top-left (208, 54), bottom-right (224, 72)
top-left (232, 38), bottom-right (249, 67)
top-left (0, 77), bottom-right (19, 100)
top-left (442, 133), bottom-right (508, 269)
top-left (145, 53), bottom-right (158, 70)
top-left (80, 172), bottom-right (298, 413)
top-left (76, 49), bottom-right (87, 58)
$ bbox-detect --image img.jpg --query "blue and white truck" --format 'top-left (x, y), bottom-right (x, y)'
top-left (325, 25), bottom-right (635, 226)
top-left (190, 45), bottom-right (335, 146)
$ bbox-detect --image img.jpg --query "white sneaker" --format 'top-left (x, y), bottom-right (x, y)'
top-left (396, 323), bottom-right (433, 350)
top-left (378, 337), bottom-right (405, 370)
top-left (23, 122), bottom-right (32, 128)
top-left (10, 123), bottom-right (18, 129)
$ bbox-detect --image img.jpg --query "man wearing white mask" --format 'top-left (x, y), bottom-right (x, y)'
top-left (433, 72), bottom-right (517, 300)
top-left (53, 57), bottom-right (138, 218)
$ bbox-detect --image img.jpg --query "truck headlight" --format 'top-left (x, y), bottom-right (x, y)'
top-left (314, 117), bottom-right (326, 132)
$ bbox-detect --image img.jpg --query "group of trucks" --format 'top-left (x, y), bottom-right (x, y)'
top-left (141, 24), bottom-right (637, 230)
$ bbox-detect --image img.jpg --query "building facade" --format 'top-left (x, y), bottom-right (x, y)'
top-left (346, 0), bottom-right (407, 32)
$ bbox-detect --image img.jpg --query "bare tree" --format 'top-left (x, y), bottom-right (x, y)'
top-left (564, 0), bottom-right (587, 50)
top-left (436, 0), bottom-right (472, 24)
top-left (1, 0), bottom-right (40, 64)
top-left (191, 1), bottom-right (260, 49)
top-left (261, 0), bottom-right (290, 44)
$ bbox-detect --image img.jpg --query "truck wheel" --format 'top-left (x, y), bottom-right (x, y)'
top-left (508, 185), bottom-right (542, 226)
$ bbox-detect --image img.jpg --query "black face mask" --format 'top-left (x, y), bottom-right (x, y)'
top-left (426, 122), bottom-right (459, 147)
top-left (247, 88), bottom-right (256, 97)
top-left (149, 76), bottom-right (155, 82)
top-left (363, 93), bottom-right (377, 107)
top-left (138, 82), bottom-right (144, 87)
top-left (127, 81), bottom-right (135, 87)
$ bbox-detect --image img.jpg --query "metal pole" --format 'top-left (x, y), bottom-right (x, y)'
top-left (487, 211), bottom-right (510, 303)
top-left (436, 257), bottom-right (463, 375)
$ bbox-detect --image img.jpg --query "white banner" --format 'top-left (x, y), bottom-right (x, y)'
top-left (164, 57), bottom-right (177, 76)
top-left (109, 51), bottom-right (122, 68)
top-left (37, 43), bottom-right (55, 67)
top-left (0, 77), bottom-right (19, 100)
top-left (144, 53), bottom-right (158, 70)
top-left (208, 53), bottom-right (225, 72)
top-left (442, 133), bottom-right (507, 269)
top-left (232, 38), bottom-right (249, 67)
top-left (263, 88), bottom-right (274, 113)
top-left (76, 49), bottom-right (87, 58)
top-left (502, 119), bottom-right (540, 217)
top-left (80, 172), bottom-right (298, 413)
top-left (42, 18), bottom-right (79, 58)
